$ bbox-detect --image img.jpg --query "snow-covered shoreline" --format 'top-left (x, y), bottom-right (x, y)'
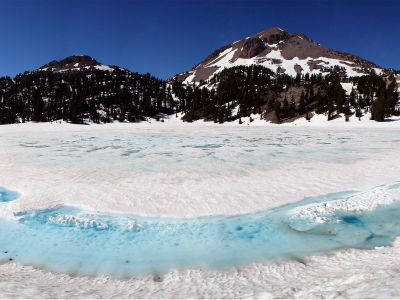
top-left (2, 239), bottom-right (400, 298)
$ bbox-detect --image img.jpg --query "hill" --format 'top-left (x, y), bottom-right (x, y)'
top-left (0, 55), bottom-right (175, 124)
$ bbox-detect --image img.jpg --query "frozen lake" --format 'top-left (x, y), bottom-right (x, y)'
top-left (2, 124), bottom-right (400, 219)
top-left (1, 122), bottom-right (400, 297)
top-left (7, 126), bottom-right (394, 173)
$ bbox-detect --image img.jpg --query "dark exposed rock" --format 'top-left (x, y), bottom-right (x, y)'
top-left (280, 35), bottom-right (328, 60)
top-left (277, 67), bottom-right (286, 74)
top-left (265, 32), bottom-right (291, 45)
top-left (40, 55), bottom-right (102, 71)
top-left (307, 60), bottom-right (324, 71)
top-left (251, 27), bottom-right (291, 43)
top-left (239, 38), bottom-right (265, 59)
top-left (193, 67), bottom-right (219, 82)
top-left (294, 64), bottom-right (303, 74)
top-left (256, 47), bottom-right (273, 57)
top-left (271, 59), bottom-right (283, 65)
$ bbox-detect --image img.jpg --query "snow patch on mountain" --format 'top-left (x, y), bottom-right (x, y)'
top-left (182, 27), bottom-right (385, 84)
top-left (93, 65), bottom-right (114, 72)
top-left (195, 49), bottom-right (378, 80)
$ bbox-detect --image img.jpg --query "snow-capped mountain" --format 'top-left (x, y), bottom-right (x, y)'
top-left (39, 55), bottom-right (116, 72)
top-left (177, 27), bottom-right (383, 85)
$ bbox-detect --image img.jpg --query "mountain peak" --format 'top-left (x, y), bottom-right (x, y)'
top-left (251, 27), bottom-right (289, 42)
top-left (178, 27), bottom-right (382, 84)
top-left (39, 55), bottom-right (102, 71)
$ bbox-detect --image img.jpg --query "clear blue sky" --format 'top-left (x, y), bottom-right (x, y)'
top-left (1, 0), bottom-right (399, 80)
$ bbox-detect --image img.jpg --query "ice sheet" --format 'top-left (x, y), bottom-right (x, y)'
top-left (1, 122), bottom-right (400, 219)
top-left (1, 121), bottom-right (400, 297)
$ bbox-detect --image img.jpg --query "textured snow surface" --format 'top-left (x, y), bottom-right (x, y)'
top-left (2, 121), bottom-right (400, 218)
top-left (1, 121), bottom-right (400, 297)
top-left (2, 242), bottom-right (400, 298)
top-left (288, 184), bottom-right (400, 231)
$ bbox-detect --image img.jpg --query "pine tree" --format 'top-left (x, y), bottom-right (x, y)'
top-left (289, 95), bottom-right (295, 118)
top-left (33, 95), bottom-right (43, 122)
top-left (299, 91), bottom-right (305, 115)
top-left (327, 97), bottom-right (334, 120)
top-left (349, 88), bottom-right (357, 107)
top-left (355, 106), bottom-right (362, 120)
top-left (344, 99), bottom-right (350, 115)
top-left (219, 110), bottom-right (223, 124)
top-left (316, 89), bottom-right (323, 113)
top-left (283, 96), bottom-right (289, 118)
top-left (274, 101), bottom-right (281, 124)
top-left (371, 92), bottom-right (385, 122)
top-left (90, 98), bottom-right (97, 122)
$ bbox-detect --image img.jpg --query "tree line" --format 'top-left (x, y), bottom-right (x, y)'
top-left (172, 65), bottom-right (399, 123)
top-left (0, 67), bottom-right (175, 124)
top-left (0, 65), bottom-right (398, 125)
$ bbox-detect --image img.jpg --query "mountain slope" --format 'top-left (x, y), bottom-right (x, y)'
top-left (177, 27), bottom-right (383, 84)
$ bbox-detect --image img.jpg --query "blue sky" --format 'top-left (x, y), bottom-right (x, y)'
top-left (1, 0), bottom-right (399, 80)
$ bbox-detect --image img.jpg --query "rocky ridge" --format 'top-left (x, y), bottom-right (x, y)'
top-left (39, 55), bottom-right (115, 72)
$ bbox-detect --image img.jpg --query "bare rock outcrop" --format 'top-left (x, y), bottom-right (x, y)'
top-left (239, 38), bottom-right (265, 59)
top-left (40, 55), bottom-right (102, 71)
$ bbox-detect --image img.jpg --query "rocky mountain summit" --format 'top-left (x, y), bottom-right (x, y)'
top-left (39, 55), bottom-right (115, 72)
top-left (176, 27), bottom-right (383, 84)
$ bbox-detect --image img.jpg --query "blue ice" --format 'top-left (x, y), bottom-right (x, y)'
top-left (2, 188), bottom-right (400, 279)
top-left (0, 187), bottom-right (21, 202)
